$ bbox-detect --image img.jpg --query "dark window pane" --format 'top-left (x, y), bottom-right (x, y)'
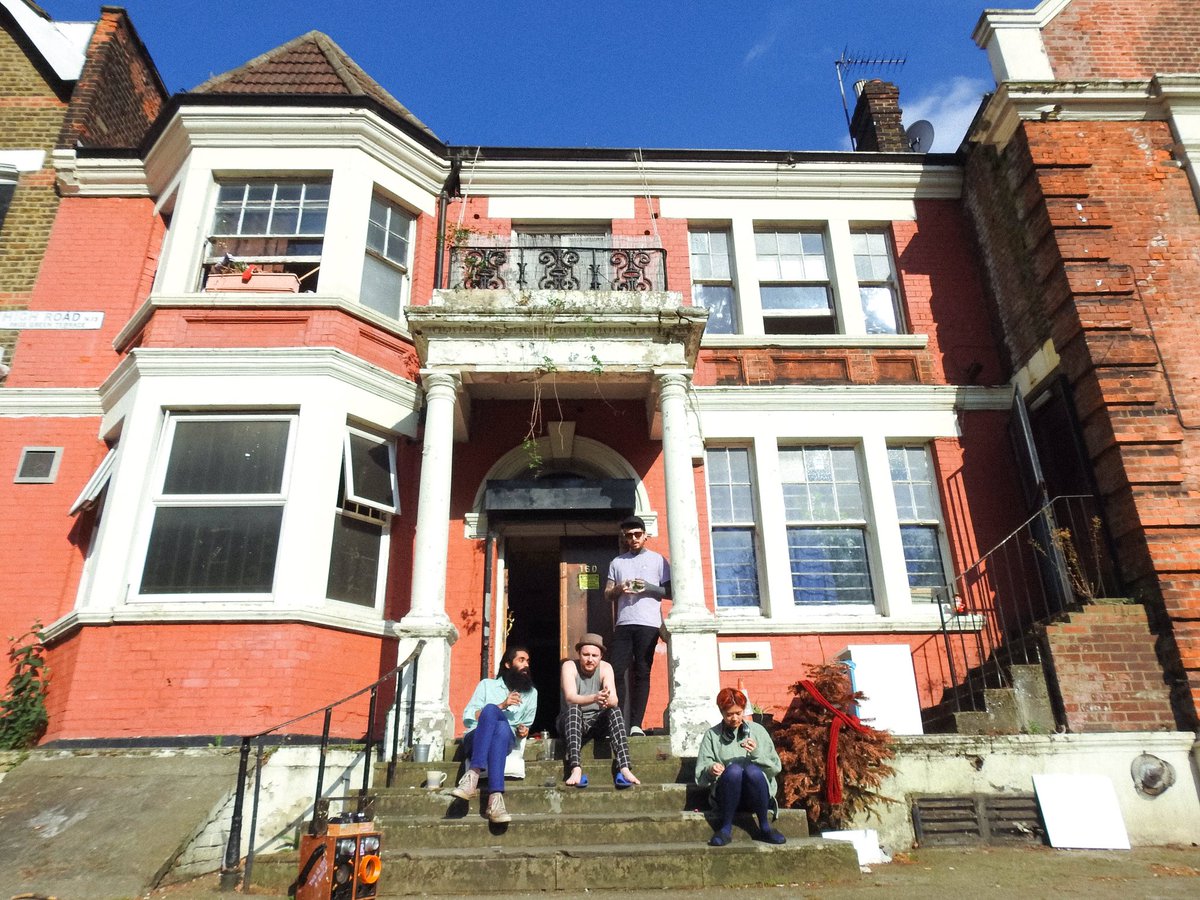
top-left (327, 512), bottom-right (382, 606)
top-left (163, 420), bottom-right (289, 495)
top-left (347, 433), bottom-right (394, 507)
top-left (787, 526), bottom-right (873, 604)
top-left (712, 528), bottom-right (759, 607)
top-left (141, 506), bottom-right (283, 592)
top-left (901, 525), bottom-right (946, 588)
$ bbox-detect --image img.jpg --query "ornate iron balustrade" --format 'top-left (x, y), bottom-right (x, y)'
top-left (448, 244), bottom-right (667, 291)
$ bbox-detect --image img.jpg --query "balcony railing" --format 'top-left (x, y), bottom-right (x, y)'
top-left (447, 244), bottom-right (667, 292)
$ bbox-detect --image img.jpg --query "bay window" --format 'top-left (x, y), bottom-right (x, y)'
top-left (204, 179), bottom-right (329, 291)
top-left (140, 414), bottom-right (295, 594)
top-left (361, 193), bottom-right (415, 318)
top-left (327, 427), bottom-right (398, 607)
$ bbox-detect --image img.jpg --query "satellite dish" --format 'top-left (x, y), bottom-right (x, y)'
top-left (905, 119), bottom-right (935, 153)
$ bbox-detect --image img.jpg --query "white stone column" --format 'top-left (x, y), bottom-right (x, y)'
top-left (657, 370), bottom-right (722, 756)
top-left (397, 370), bottom-right (461, 760)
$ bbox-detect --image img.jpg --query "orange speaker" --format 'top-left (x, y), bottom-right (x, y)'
top-left (294, 819), bottom-right (382, 900)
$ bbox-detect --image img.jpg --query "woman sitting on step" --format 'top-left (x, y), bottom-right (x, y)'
top-left (695, 686), bottom-right (787, 847)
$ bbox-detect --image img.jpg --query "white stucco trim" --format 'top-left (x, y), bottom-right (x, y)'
top-left (973, 0), bottom-right (1072, 82)
top-left (0, 388), bottom-right (103, 417)
top-left (53, 150), bottom-right (150, 196)
top-left (0, 150), bottom-right (46, 173)
top-left (0, 0), bottom-right (93, 82)
top-left (695, 383), bottom-right (1013, 414)
top-left (702, 334), bottom-right (928, 350)
top-left (487, 196), bottom-right (635, 220)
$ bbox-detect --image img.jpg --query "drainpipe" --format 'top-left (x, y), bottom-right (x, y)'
top-left (481, 530), bottom-right (494, 680)
top-left (433, 155), bottom-right (462, 290)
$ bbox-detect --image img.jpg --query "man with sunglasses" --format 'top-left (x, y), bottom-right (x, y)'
top-left (604, 515), bottom-right (671, 736)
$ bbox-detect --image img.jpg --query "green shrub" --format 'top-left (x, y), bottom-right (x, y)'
top-left (0, 623), bottom-right (49, 750)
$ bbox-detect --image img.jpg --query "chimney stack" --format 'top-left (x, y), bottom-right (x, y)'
top-left (850, 80), bottom-right (908, 152)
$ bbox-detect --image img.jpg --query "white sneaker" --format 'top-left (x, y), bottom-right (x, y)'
top-left (451, 769), bottom-right (479, 800)
top-left (629, 726), bottom-right (645, 737)
top-left (486, 792), bottom-right (512, 823)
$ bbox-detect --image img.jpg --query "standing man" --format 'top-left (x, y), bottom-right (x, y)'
top-left (559, 632), bottom-right (640, 788)
top-left (604, 515), bottom-right (671, 736)
top-left (451, 645), bottom-right (537, 824)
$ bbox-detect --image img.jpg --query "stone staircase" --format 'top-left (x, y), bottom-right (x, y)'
top-left (250, 734), bottom-right (859, 895)
top-left (922, 662), bottom-right (1057, 735)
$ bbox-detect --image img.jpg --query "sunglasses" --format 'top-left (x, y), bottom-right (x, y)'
top-left (622, 530), bottom-right (645, 538)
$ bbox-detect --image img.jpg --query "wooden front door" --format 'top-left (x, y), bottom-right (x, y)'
top-left (558, 536), bottom-right (619, 659)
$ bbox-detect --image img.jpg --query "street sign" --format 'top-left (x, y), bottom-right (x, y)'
top-left (0, 310), bottom-right (104, 329)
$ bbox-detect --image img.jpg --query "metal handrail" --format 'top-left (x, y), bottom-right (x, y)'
top-left (918, 494), bottom-right (1119, 730)
top-left (220, 639), bottom-right (425, 890)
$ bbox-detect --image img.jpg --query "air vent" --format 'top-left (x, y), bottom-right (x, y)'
top-left (912, 794), bottom-right (1043, 846)
top-left (15, 447), bottom-right (63, 483)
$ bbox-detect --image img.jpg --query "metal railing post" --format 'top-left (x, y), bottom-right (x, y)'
top-left (219, 738), bottom-right (252, 890)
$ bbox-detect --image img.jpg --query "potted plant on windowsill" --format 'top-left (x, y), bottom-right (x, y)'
top-left (203, 254), bottom-right (308, 293)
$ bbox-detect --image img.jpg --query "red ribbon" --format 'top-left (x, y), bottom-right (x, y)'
top-left (798, 679), bottom-right (870, 806)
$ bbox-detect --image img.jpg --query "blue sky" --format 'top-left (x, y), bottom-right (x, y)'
top-left (39, 1), bottom-right (1005, 153)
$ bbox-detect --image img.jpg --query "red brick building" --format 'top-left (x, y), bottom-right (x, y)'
top-left (0, 1), bottom-right (1188, 754)
top-left (968, 0), bottom-right (1200, 730)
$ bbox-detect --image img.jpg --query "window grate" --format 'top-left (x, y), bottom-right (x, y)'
top-left (912, 794), bottom-right (1043, 846)
top-left (15, 447), bottom-right (63, 483)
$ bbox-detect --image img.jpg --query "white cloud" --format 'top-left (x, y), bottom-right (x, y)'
top-left (743, 34), bottom-right (776, 66)
top-left (902, 76), bottom-right (990, 152)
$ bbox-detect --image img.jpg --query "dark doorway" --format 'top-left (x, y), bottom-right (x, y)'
top-left (504, 533), bottom-right (620, 735)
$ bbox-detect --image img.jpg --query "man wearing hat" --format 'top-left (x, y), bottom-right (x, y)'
top-left (558, 632), bottom-right (640, 788)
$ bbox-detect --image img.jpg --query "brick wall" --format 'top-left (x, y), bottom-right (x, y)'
top-left (0, 23), bottom-right (69, 363)
top-left (57, 9), bottom-right (166, 150)
top-left (1040, 602), bottom-right (1176, 732)
top-left (6, 196), bottom-right (164, 387)
top-left (965, 113), bottom-right (1200, 728)
top-left (1041, 0), bottom-right (1200, 80)
top-left (43, 623), bottom-right (398, 740)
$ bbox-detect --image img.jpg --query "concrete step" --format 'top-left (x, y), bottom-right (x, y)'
top-left (250, 836), bottom-right (858, 895)
top-left (381, 757), bottom-right (692, 788)
top-left (377, 809), bottom-right (812, 849)
top-left (373, 781), bottom-right (710, 817)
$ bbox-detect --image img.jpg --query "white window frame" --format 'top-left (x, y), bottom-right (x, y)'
top-left (754, 226), bottom-right (836, 334)
top-left (133, 411), bottom-right (298, 602)
top-left (779, 445), bottom-right (875, 606)
top-left (360, 192), bottom-right (415, 319)
top-left (704, 446), bottom-right (762, 611)
top-left (852, 227), bottom-right (904, 335)
top-left (689, 227), bottom-right (738, 334)
top-left (203, 178), bottom-right (330, 291)
top-left (888, 443), bottom-right (951, 599)
top-left (328, 426), bottom-right (397, 609)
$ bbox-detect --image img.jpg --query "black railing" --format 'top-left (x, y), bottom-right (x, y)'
top-left (220, 640), bottom-right (425, 890)
top-left (918, 495), bottom-right (1119, 729)
top-left (448, 244), bottom-right (667, 291)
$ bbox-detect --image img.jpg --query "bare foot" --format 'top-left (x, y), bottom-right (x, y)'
top-left (565, 766), bottom-right (584, 786)
top-left (619, 766), bottom-right (641, 785)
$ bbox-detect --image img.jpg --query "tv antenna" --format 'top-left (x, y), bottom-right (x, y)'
top-left (835, 49), bottom-right (907, 149)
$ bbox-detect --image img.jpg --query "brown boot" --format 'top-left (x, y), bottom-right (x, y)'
top-left (486, 792), bottom-right (512, 823)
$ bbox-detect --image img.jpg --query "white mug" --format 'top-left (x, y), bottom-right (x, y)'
top-left (425, 770), bottom-right (447, 790)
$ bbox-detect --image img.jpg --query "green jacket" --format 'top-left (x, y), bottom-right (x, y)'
top-left (695, 720), bottom-right (782, 798)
